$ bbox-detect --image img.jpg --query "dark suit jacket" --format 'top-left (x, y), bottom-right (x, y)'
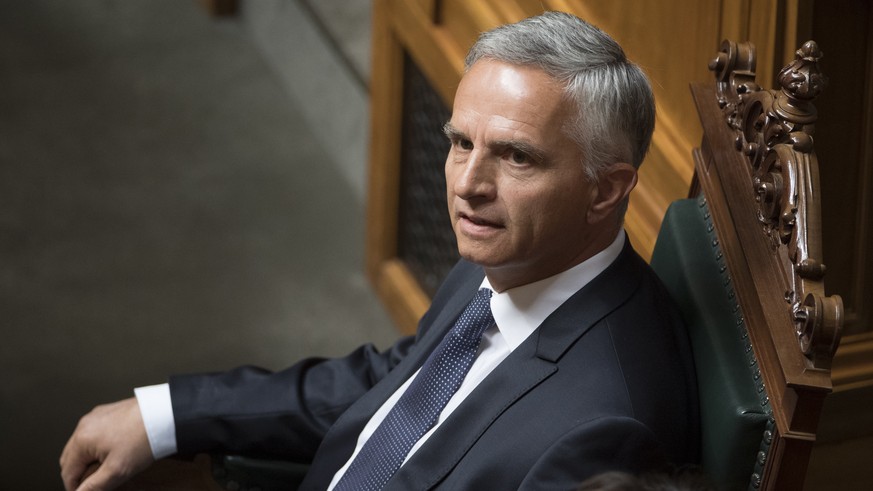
top-left (170, 239), bottom-right (699, 490)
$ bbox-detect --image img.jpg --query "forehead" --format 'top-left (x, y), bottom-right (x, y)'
top-left (451, 60), bottom-right (570, 141)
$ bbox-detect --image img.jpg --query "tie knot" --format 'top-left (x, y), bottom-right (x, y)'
top-left (474, 287), bottom-right (493, 303)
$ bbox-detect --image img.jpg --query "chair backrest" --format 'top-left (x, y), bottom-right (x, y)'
top-left (652, 198), bottom-right (769, 489)
top-left (650, 40), bottom-right (843, 490)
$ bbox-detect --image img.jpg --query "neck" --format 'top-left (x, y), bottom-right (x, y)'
top-left (485, 225), bottom-right (621, 292)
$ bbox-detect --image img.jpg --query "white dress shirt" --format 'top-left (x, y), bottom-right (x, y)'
top-left (136, 230), bottom-right (626, 476)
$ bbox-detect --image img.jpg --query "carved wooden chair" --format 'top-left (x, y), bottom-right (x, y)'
top-left (650, 39), bottom-right (842, 490)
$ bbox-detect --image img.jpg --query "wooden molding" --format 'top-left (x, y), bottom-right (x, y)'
top-left (388, 0), bottom-right (464, 106)
top-left (366, 0), bottom-right (405, 279)
top-left (374, 259), bottom-right (432, 334)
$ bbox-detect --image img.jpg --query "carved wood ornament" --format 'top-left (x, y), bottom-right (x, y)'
top-left (708, 40), bottom-right (843, 369)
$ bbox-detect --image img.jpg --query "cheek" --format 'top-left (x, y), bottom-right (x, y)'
top-left (525, 185), bottom-right (589, 236)
top-left (503, 188), bottom-right (549, 235)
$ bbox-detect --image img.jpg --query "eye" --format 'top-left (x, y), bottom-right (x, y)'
top-left (458, 139), bottom-right (474, 151)
top-left (508, 149), bottom-right (530, 165)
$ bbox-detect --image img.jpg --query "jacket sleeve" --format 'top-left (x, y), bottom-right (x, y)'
top-left (169, 259), bottom-right (482, 462)
top-left (169, 336), bottom-right (415, 462)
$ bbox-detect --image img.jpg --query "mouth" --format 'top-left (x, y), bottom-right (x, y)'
top-left (457, 211), bottom-right (503, 235)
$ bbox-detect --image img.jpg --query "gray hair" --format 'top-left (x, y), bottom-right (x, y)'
top-left (465, 12), bottom-right (655, 181)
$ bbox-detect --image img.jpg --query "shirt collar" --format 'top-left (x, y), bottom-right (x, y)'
top-left (480, 229), bottom-right (626, 350)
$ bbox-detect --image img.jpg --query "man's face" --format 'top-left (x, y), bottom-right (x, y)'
top-left (445, 60), bottom-right (602, 291)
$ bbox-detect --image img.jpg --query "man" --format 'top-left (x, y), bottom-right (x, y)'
top-left (61, 12), bottom-right (699, 490)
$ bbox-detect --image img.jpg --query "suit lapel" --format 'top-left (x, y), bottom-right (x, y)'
top-left (385, 240), bottom-right (645, 490)
top-left (536, 238), bottom-right (643, 362)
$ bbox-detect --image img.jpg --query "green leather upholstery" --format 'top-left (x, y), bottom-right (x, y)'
top-left (650, 198), bottom-right (769, 490)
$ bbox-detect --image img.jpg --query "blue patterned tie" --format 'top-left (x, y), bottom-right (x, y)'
top-left (334, 288), bottom-right (495, 491)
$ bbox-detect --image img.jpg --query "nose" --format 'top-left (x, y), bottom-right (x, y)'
top-left (451, 151), bottom-right (496, 201)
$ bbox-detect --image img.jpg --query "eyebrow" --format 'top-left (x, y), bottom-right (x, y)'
top-left (442, 121), bottom-right (464, 140)
top-left (442, 121), bottom-right (549, 163)
top-left (491, 138), bottom-right (548, 163)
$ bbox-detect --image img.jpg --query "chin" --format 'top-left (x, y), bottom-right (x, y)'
top-left (456, 245), bottom-right (506, 268)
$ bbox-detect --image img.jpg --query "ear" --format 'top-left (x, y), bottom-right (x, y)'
top-left (587, 163), bottom-right (638, 224)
